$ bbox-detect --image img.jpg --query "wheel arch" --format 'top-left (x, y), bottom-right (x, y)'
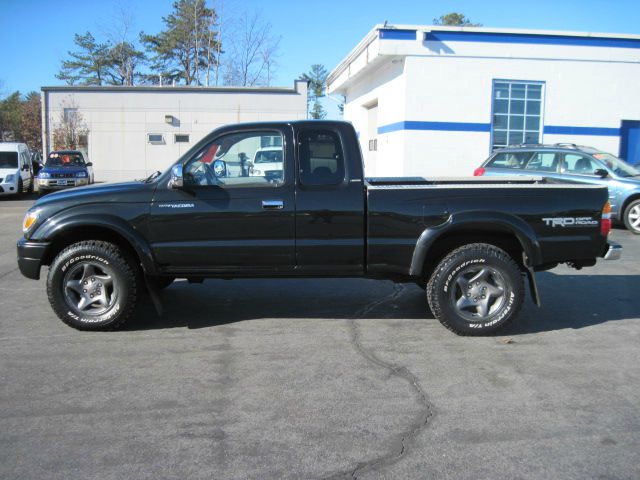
top-left (36, 215), bottom-right (158, 276)
top-left (410, 211), bottom-right (542, 279)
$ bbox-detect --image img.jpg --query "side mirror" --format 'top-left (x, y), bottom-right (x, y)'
top-left (168, 164), bottom-right (184, 189)
top-left (86, 162), bottom-right (93, 167)
top-left (213, 159), bottom-right (227, 177)
top-left (594, 168), bottom-right (609, 178)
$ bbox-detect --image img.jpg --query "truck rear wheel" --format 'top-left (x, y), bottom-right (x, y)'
top-left (46, 241), bottom-right (138, 330)
top-left (426, 243), bottom-right (524, 335)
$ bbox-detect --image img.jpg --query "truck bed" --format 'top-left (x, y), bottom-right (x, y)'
top-left (365, 177), bottom-right (609, 276)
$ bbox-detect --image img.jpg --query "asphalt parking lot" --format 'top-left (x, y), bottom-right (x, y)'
top-left (1, 194), bottom-right (639, 480)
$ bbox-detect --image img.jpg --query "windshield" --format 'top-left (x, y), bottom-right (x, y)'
top-left (46, 152), bottom-right (86, 167)
top-left (593, 152), bottom-right (640, 177)
top-left (0, 152), bottom-right (18, 169)
top-left (254, 150), bottom-right (283, 164)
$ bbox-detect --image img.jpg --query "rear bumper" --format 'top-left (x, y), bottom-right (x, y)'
top-left (603, 241), bottom-right (622, 261)
top-left (17, 238), bottom-right (51, 280)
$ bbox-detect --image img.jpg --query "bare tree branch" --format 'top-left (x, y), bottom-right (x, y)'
top-left (223, 11), bottom-right (280, 87)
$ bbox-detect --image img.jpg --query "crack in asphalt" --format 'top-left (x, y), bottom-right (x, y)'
top-left (0, 267), bottom-right (19, 280)
top-left (325, 284), bottom-right (434, 480)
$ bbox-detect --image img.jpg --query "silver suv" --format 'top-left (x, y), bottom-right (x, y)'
top-left (475, 144), bottom-right (640, 234)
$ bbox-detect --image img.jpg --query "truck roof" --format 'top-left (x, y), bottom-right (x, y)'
top-left (213, 120), bottom-right (352, 130)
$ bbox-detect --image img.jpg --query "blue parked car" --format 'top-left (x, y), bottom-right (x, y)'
top-left (37, 150), bottom-right (94, 197)
top-left (475, 144), bottom-right (640, 234)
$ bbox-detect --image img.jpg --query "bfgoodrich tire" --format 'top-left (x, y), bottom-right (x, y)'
top-left (427, 243), bottom-right (524, 336)
top-left (47, 241), bottom-right (138, 330)
top-left (623, 199), bottom-right (640, 234)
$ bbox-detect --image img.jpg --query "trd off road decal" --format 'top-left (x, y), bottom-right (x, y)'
top-left (542, 217), bottom-right (598, 228)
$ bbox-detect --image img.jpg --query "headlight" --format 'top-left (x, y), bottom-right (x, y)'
top-left (22, 210), bottom-right (39, 233)
top-left (5, 174), bottom-right (15, 182)
top-left (39, 172), bottom-right (51, 179)
top-left (76, 171), bottom-right (88, 178)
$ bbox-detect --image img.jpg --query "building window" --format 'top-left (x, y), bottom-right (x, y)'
top-left (491, 81), bottom-right (544, 149)
top-left (64, 108), bottom-right (78, 123)
top-left (174, 134), bottom-right (190, 143)
top-left (147, 133), bottom-right (164, 144)
top-left (78, 134), bottom-right (88, 150)
top-left (261, 135), bottom-right (282, 148)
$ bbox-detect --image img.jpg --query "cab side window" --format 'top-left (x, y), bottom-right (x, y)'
top-left (183, 130), bottom-right (284, 188)
top-left (563, 154), bottom-right (600, 175)
top-left (298, 129), bottom-right (345, 186)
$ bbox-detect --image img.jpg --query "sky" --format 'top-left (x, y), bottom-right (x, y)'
top-left (1, 0), bottom-right (639, 118)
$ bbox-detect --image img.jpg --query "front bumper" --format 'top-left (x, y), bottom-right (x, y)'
top-left (17, 238), bottom-right (51, 280)
top-left (603, 241), bottom-right (622, 261)
top-left (37, 178), bottom-right (88, 191)
top-left (0, 181), bottom-right (19, 195)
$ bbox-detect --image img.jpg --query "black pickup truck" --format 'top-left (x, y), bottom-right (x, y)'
top-left (18, 121), bottom-right (621, 334)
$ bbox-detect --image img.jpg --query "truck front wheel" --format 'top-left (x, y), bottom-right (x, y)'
top-left (47, 241), bottom-right (138, 330)
top-left (427, 243), bottom-right (524, 335)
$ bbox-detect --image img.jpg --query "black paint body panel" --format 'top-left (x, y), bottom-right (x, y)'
top-left (19, 120), bottom-right (610, 281)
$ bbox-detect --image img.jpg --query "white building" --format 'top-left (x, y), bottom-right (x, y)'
top-left (327, 25), bottom-right (640, 177)
top-left (41, 81), bottom-right (308, 182)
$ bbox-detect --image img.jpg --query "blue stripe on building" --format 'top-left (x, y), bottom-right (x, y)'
top-left (378, 29), bottom-right (417, 40)
top-left (378, 121), bottom-right (491, 134)
top-left (543, 125), bottom-right (620, 136)
top-left (378, 121), bottom-right (621, 137)
top-left (423, 31), bottom-right (640, 49)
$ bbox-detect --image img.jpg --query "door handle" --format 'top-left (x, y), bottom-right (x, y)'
top-left (262, 200), bottom-right (284, 210)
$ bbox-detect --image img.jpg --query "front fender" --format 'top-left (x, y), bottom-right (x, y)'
top-left (32, 213), bottom-right (158, 275)
top-left (409, 211), bottom-right (542, 276)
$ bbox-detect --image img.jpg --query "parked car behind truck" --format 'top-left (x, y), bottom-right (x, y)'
top-left (475, 144), bottom-right (640, 234)
top-left (18, 121), bottom-right (620, 335)
top-left (37, 150), bottom-right (94, 196)
top-left (0, 143), bottom-right (34, 197)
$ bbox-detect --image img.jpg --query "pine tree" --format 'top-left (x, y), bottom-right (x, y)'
top-left (300, 64), bottom-right (328, 119)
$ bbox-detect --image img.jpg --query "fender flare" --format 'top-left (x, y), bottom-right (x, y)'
top-left (33, 213), bottom-right (159, 275)
top-left (409, 211), bottom-right (543, 276)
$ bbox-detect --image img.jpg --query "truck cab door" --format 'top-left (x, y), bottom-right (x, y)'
top-left (149, 126), bottom-right (295, 273)
top-left (294, 126), bottom-right (365, 274)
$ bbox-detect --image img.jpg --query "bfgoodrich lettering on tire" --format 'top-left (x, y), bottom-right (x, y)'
top-left (47, 240), bottom-right (138, 330)
top-left (427, 243), bottom-right (524, 335)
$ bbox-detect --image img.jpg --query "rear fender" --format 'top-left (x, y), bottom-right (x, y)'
top-left (409, 211), bottom-right (542, 276)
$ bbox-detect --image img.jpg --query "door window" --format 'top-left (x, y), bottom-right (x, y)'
top-left (298, 130), bottom-right (345, 186)
top-left (563, 154), bottom-right (600, 175)
top-left (524, 152), bottom-right (559, 172)
top-left (184, 130), bottom-right (284, 187)
top-left (487, 151), bottom-right (532, 169)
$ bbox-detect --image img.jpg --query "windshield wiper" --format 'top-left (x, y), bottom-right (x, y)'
top-left (144, 171), bottom-right (162, 183)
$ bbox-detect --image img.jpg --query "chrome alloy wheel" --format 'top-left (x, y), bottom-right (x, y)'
top-left (63, 261), bottom-right (118, 316)
top-left (449, 265), bottom-right (506, 321)
top-left (629, 204), bottom-right (640, 232)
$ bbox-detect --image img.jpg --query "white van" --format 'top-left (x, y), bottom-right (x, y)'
top-left (0, 143), bottom-right (34, 197)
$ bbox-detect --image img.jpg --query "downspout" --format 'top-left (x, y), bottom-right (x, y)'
top-left (41, 90), bottom-right (49, 157)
